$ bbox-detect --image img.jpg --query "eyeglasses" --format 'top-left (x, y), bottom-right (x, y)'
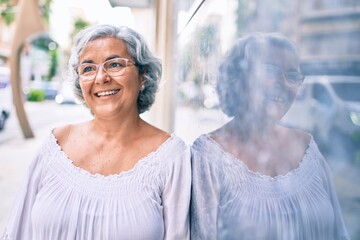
top-left (254, 64), bottom-right (305, 87)
top-left (77, 58), bottom-right (136, 82)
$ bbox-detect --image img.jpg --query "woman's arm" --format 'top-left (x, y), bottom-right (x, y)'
top-left (317, 147), bottom-right (350, 240)
top-left (190, 143), bottom-right (221, 240)
top-left (1, 142), bottom-right (47, 240)
top-left (162, 142), bottom-right (191, 240)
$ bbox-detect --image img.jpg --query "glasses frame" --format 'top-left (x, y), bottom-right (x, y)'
top-left (77, 57), bottom-right (136, 82)
top-left (254, 64), bottom-right (305, 88)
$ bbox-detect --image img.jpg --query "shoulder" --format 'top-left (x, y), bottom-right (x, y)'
top-left (140, 122), bottom-right (188, 154)
top-left (136, 128), bottom-right (189, 173)
top-left (281, 127), bottom-right (312, 154)
top-left (147, 133), bottom-right (189, 163)
top-left (290, 128), bottom-right (312, 143)
top-left (191, 134), bottom-right (221, 157)
top-left (291, 128), bottom-right (330, 175)
top-left (191, 134), bottom-right (211, 150)
top-left (154, 134), bottom-right (191, 181)
top-left (143, 131), bottom-right (177, 153)
top-left (158, 134), bottom-right (189, 160)
top-left (289, 128), bottom-right (325, 161)
top-left (52, 122), bottom-right (90, 146)
top-left (281, 126), bottom-right (311, 144)
top-left (52, 124), bottom-right (71, 143)
top-left (191, 134), bottom-right (224, 171)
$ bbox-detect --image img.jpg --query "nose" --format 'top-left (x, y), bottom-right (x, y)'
top-left (94, 66), bottom-right (110, 83)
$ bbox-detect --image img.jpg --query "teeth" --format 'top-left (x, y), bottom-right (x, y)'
top-left (268, 96), bottom-right (284, 102)
top-left (96, 90), bottom-right (119, 97)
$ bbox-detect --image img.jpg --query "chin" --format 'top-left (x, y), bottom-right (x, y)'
top-left (92, 105), bottom-right (116, 117)
top-left (267, 104), bottom-right (289, 122)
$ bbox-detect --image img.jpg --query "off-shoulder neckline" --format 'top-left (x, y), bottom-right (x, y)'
top-left (49, 132), bottom-right (176, 179)
top-left (202, 133), bottom-right (314, 181)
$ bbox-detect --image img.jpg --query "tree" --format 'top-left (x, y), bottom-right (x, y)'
top-left (0, 0), bottom-right (15, 25)
top-left (71, 18), bottom-right (90, 40)
top-left (0, 0), bottom-right (53, 26)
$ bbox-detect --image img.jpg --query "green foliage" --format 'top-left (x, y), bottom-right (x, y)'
top-left (31, 35), bottom-right (54, 51)
top-left (27, 89), bottom-right (45, 102)
top-left (40, 0), bottom-right (53, 26)
top-left (74, 18), bottom-right (90, 30)
top-left (198, 25), bottom-right (216, 58)
top-left (351, 131), bottom-right (360, 144)
top-left (355, 151), bottom-right (360, 165)
top-left (31, 34), bottom-right (59, 82)
top-left (179, 50), bottom-right (193, 83)
top-left (0, 0), bottom-right (15, 25)
top-left (193, 74), bottom-right (201, 86)
top-left (45, 48), bottom-right (58, 81)
top-left (351, 132), bottom-right (360, 165)
top-left (0, 0), bottom-right (53, 26)
top-left (236, 0), bottom-right (249, 37)
top-left (71, 18), bottom-right (90, 40)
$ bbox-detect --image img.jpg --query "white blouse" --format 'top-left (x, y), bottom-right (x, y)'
top-left (190, 134), bottom-right (349, 240)
top-left (2, 133), bottom-right (191, 240)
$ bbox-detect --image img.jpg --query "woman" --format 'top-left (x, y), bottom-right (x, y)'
top-left (2, 25), bottom-right (191, 240)
top-left (190, 33), bottom-right (349, 239)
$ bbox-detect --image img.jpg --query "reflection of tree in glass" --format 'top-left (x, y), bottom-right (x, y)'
top-left (177, 24), bottom-right (220, 108)
top-left (199, 25), bottom-right (217, 58)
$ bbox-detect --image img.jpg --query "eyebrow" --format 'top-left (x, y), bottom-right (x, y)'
top-left (80, 55), bottom-right (123, 64)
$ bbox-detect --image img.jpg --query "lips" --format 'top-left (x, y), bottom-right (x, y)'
top-left (95, 89), bottom-right (120, 97)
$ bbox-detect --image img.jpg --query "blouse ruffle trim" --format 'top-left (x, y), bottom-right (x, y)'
top-left (36, 133), bottom-right (185, 197)
top-left (48, 132), bottom-right (177, 179)
top-left (202, 133), bottom-right (316, 182)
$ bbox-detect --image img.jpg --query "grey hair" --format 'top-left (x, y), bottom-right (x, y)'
top-left (216, 32), bottom-right (299, 117)
top-left (67, 24), bottom-right (162, 114)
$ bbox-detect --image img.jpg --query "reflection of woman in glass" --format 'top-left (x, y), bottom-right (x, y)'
top-left (190, 33), bottom-right (349, 239)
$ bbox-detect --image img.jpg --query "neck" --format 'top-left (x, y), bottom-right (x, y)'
top-left (224, 117), bottom-right (282, 143)
top-left (90, 113), bottom-right (144, 141)
top-left (234, 115), bottom-right (269, 135)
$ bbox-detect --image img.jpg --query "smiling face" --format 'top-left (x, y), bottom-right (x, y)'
top-left (248, 45), bottom-right (301, 122)
top-left (78, 37), bottom-right (143, 118)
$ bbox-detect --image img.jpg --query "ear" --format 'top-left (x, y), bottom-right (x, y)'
top-left (138, 66), bottom-right (146, 91)
top-left (140, 74), bottom-right (145, 83)
top-left (139, 75), bottom-right (146, 92)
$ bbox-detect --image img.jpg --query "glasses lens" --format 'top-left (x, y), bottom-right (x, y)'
top-left (78, 64), bottom-right (97, 81)
top-left (286, 72), bottom-right (305, 86)
top-left (257, 64), bottom-right (304, 87)
top-left (103, 58), bottom-right (127, 77)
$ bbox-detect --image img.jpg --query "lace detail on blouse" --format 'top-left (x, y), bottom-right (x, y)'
top-left (43, 133), bottom-right (177, 198)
